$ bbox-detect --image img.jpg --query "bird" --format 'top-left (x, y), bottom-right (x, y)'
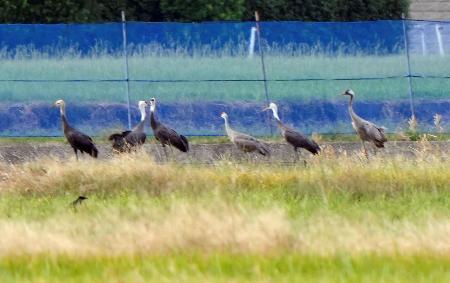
top-left (220, 112), bottom-right (270, 156)
top-left (71, 195), bottom-right (88, 207)
top-left (108, 101), bottom-right (147, 152)
top-left (341, 89), bottom-right (387, 156)
top-left (147, 98), bottom-right (189, 158)
top-left (54, 99), bottom-right (98, 160)
top-left (263, 102), bottom-right (320, 160)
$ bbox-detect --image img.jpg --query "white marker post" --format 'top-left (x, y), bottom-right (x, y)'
top-left (435, 24), bottom-right (445, 56)
top-left (248, 26), bottom-right (257, 58)
top-left (420, 30), bottom-right (427, 55)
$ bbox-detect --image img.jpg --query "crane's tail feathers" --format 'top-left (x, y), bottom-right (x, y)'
top-left (258, 143), bottom-right (271, 156)
top-left (90, 145), bottom-right (99, 158)
top-left (374, 140), bottom-right (385, 148)
top-left (180, 135), bottom-right (189, 152)
top-left (170, 135), bottom-right (189, 152)
top-left (311, 140), bottom-right (321, 155)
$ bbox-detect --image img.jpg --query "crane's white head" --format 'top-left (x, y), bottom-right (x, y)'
top-left (53, 99), bottom-right (66, 115)
top-left (263, 102), bottom-right (280, 121)
top-left (147, 97), bottom-right (156, 112)
top-left (220, 112), bottom-right (228, 120)
top-left (138, 100), bottom-right (146, 109)
top-left (53, 99), bottom-right (65, 107)
top-left (341, 89), bottom-right (355, 96)
top-left (263, 102), bottom-right (277, 112)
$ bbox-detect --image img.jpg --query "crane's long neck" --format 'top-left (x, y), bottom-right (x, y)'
top-left (347, 94), bottom-right (359, 122)
top-left (271, 108), bottom-right (283, 128)
top-left (150, 106), bottom-right (158, 130)
top-left (135, 105), bottom-right (147, 131)
top-left (59, 105), bottom-right (70, 132)
top-left (223, 117), bottom-right (235, 141)
top-left (140, 105), bottom-right (147, 122)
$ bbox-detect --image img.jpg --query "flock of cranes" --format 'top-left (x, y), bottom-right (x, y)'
top-left (53, 89), bottom-right (387, 160)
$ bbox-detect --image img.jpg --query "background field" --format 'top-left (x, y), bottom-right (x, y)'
top-left (1, 52), bottom-right (450, 102)
top-left (0, 50), bottom-right (449, 136)
top-left (0, 146), bottom-right (449, 282)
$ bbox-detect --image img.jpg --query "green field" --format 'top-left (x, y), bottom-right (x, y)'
top-left (0, 148), bottom-right (449, 282)
top-left (0, 51), bottom-right (449, 103)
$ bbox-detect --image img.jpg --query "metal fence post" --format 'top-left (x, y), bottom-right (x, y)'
top-left (401, 14), bottom-right (415, 118)
top-left (121, 11), bottom-right (132, 130)
top-left (254, 11), bottom-right (273, 136)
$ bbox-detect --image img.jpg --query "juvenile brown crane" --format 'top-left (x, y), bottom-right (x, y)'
top-left (341, 89), bottom-right (387, 156)
top-left (54, 99), bottom-right (98, 160)
top-left (220, 112), bottom-right (270, 156)
top-left (108, 101), bottom-right (147, 152)
top-left (147, 98), bottom-right (189, 157)
top-left (264, 102), bottom-right (320, 159)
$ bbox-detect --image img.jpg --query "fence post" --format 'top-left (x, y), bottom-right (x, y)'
top-left (401, 14), bottom-right (415, 119)
top-left (121, 10), bottom-right (132, 130)
top-left (435, 24), bottom-right (445, 56)
top-left (254, 11), bottom-right (273, 136)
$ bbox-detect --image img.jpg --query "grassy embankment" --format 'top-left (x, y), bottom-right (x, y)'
top-left (0, 143), bottom-right (449, 282)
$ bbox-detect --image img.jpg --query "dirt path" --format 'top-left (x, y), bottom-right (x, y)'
top-left (0, 141), bottom-right (448, 164)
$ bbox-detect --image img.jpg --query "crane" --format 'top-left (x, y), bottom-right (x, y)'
top-left (263, 102), bottom-right (320, 160)
top-left (220, 112), bottom-right (270, 156)
top-left (341, 89), bottom-right (387, 156)
top-left (109, 101), bottom-right (147, 152)
top-left (54, 99), bottom-right (98, 160)
top-left (147, 98), bottom-right (189, 158)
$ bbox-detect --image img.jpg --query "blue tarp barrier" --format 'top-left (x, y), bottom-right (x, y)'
top-left (0, 20), bottom-right (448, 136)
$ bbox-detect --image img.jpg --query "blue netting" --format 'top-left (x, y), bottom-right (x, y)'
top-left (0, 20), bottom-right (448, 137)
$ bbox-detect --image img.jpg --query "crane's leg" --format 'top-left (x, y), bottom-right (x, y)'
top-left (294, 147), bottom-right (300, 163)
top-left (361, 141), bottom-right (368, 159)
top-left (73, 148), bottom-right (78, 161)
top-left (161, 144), bottom-right (169, 162)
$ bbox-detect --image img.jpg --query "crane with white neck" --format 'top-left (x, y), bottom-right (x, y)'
top-left (109, 100), bottom-right (147, 152)
top-left (147, 98), bottom-right (189, 158)
top-left (263, 102), bottom-right (320, 159)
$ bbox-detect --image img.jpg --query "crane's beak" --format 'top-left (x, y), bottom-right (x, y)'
top-left (262, 106), bottom-right (270, 112)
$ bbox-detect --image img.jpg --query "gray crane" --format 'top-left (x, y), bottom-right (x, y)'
top-left (220, 112), bottom-right (270, 156)
top-left (147, 98), bottom-right (189, 158)
top-left (341, 89), bottom-right (387, 156)
top-left (54, 99), bottom-right (98, 160)
top-left (108, 101), bottom-right (147, 152)
top-left (263, 103), bottom-right (320, 160)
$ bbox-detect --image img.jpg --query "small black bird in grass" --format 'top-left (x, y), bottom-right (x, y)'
top-left (72, 196), bottom-right (88, 207)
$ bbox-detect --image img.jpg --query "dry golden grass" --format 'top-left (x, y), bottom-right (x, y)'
top-left (0, 149), bottom-right (448, 257)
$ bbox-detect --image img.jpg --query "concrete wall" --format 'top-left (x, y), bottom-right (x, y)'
top-left (410, 0), bottom-right (450, 20)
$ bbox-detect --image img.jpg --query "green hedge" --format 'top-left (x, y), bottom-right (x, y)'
top-left (0, 0), bottom-right (409, 23)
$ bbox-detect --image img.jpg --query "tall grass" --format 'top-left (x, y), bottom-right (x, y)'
top-left (0, 150), bottom-right (449, 281)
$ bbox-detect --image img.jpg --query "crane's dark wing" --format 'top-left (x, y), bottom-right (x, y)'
top-left (125, 131), bottom-right (146, 146)
top-left (284, 129), bottom-right (320, 154)
top-left (155, 124), bottom-right (189, 152)
top-left (67, 129), bottom-right (98, 157)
